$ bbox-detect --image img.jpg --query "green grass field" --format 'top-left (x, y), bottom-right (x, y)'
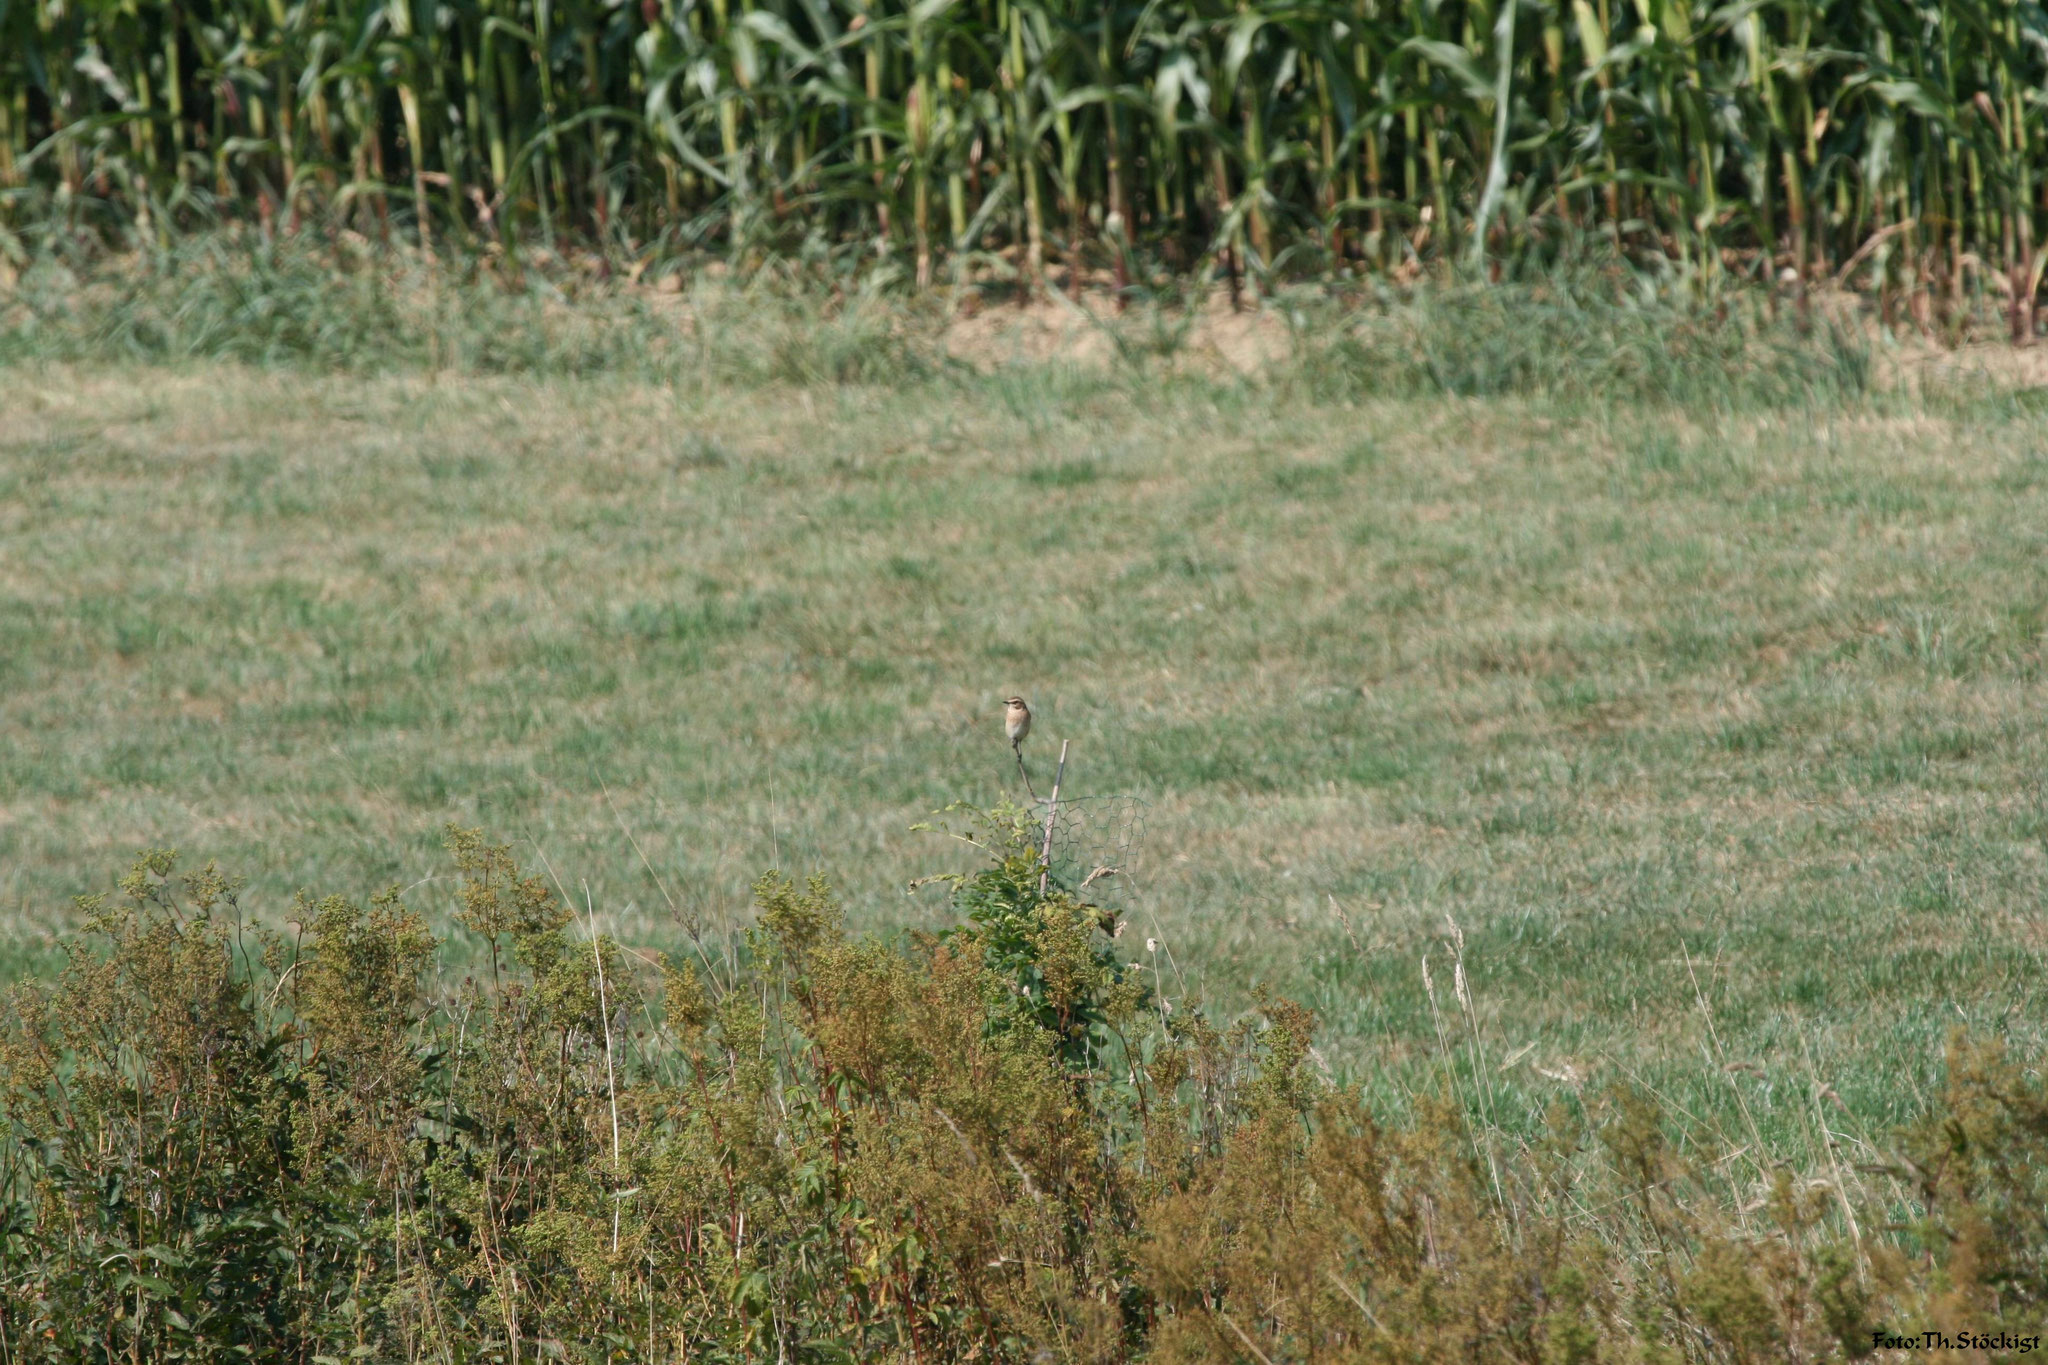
top-left (8, 321), bottom-right (2048, 1156)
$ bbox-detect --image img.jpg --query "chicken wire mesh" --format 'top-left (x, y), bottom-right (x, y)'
top-left (1031, 792), bottom-right (1146, 909)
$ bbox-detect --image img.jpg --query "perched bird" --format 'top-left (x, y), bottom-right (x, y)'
top-left (1004, 696), bottom-right (1032, 753)
top-left (1005, 695), bottom-right (1035, 797)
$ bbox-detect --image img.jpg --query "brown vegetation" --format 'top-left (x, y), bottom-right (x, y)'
top-left (4, 812), bottom-right (2046, 1361)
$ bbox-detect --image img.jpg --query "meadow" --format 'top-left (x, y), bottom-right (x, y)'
top-left (6, 251), bottom-right (2046, 1168)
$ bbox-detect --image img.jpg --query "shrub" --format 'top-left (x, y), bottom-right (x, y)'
top-left (2, 821), bottom-right (2044, 1361)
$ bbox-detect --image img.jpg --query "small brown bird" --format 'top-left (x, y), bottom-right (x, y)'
top-left (1004, 696), bottom-right (1032, 753)
top-left (1005, 696), bottom-right (1035, 797)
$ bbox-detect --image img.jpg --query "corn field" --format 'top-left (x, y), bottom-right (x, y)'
top-left (3, 0), bottom-right (2047, 318)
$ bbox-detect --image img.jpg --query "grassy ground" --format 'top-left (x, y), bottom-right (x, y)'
top-left (6, 309), bottom-right (2048, 1159)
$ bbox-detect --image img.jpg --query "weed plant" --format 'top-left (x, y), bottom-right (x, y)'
top-left (1285, 273), bottom-right (1873, 407)
top-left (0, 233), bottom-right (941, 383)
top-left (2, 231), bottom-right (1872, 408)
top-left (3, 819), bottom-right (2046, 1361)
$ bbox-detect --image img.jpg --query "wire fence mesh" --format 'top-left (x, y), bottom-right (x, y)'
top-left (1030, 792), bottom-right (1146, 909)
